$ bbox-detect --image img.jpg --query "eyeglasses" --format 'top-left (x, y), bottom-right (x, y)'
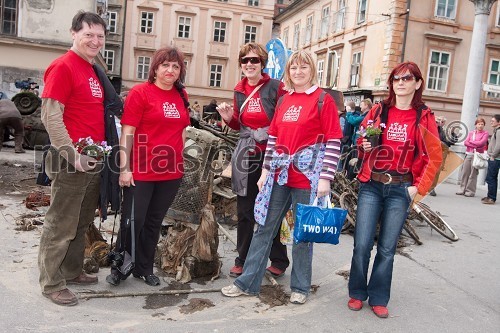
top-left (392, 74), bottom-right (415, 83)
top-left (240, 57), bottom-right (261, 65)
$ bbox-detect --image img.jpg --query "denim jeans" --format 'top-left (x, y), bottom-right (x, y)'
top-left (234, 183), bottom-right (313, 295)
top-left (348, 180), bottom-right (412, 306)
top-left (485, 159), bottom-right (500, 201)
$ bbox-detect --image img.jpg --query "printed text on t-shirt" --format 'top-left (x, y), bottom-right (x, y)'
top-left (89, 78), bottom-right (102, 98)
top-left (163, 102), bottom-right (181, 118)
top-left (247, 98), bottom-right (262, 113)
top-left (282, 105), bottom-right (302, 122)
top-left (386, 122), bottom-right (408, 142)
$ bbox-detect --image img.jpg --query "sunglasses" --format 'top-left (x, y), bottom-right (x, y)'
top-left (392, 74), bottom-right (415, 83)
top-left (240, 57), bottom-right (261, 65)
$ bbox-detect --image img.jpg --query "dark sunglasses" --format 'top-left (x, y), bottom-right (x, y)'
top-left (240, 57), bottom-right (261, 65)
top-left (392, 74), bottom-right (415, 83)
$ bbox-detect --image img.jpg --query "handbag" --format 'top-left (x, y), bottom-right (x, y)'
top-left (472, 151), bottom-right (488, 169)
top-left (294, 197), bottom-right (347, 245)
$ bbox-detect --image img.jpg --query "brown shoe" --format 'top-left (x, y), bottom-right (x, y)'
top-left (482, 198), bottom-right (495, 204)
top-left (43, 288), bottom-right (78, 306)
top-left (67, 272), bottom-right (98, 285)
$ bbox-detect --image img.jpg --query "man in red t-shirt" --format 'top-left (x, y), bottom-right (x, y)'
top-left (38, 11), bottom-right (108, 306)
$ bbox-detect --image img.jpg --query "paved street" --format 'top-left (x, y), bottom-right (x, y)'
top-left (0, 147), bottom-right (498, 333)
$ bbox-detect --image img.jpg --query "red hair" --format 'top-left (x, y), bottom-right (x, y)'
top-left (148, 47), bottom-right (186, 84)
top-left (384, 61), bottom-right (425, 110)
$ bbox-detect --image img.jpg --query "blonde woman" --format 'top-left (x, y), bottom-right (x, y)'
top-left (221, 50), bottom-right (343, 304)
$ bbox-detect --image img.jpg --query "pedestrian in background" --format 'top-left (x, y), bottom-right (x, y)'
top-left (221, 50), bottom-right (342, 305)
top-left (216, 42), bottom-right (289, 279)
top-left (482, 114), bottom-right (500, 204)
top-left (347, 61), bottom-right (442, 318)
top-left (428, 116), bottom-right (455, 196)
top-left (38, 11), bottom-right (108, 306)
top-left (456, 117), bottom-right (488, 197)
top-left (0, 92), bottom-right (25, 153)
top-left (344, 98), bottom-right (372, 179)
top-left (106, 46), bottom-right (190, 286)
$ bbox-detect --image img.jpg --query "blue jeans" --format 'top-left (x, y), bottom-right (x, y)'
top-left (234, 183), bottom-right (313, 295)
top-left (485, 159), bottom-right (500, 202)
top-left (348, 180), bottom-right (412, 306)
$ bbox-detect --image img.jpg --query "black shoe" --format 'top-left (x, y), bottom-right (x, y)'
top-left (106, 273), bottom-right (121, 286)
top-left (134, 273), bottom-right (160, 286)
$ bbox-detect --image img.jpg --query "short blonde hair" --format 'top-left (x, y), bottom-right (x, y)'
top-left (283, 50), bottom-right (318, 91)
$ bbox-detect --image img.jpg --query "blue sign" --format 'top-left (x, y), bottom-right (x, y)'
top-left (264, 38), bottom-right (288, 80)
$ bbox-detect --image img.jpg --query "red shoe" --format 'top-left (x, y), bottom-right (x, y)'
top-left (266, 266), bottom-right (285, 278)
top-left (372, 306), bottom-right (389, 318)
top-left (347, 298), bottom-right (363, 311)
top-left (229, 265), bottom-right (243, 277)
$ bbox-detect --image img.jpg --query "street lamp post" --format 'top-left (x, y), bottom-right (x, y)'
top-left (461, 0), bottom-right (497, 133)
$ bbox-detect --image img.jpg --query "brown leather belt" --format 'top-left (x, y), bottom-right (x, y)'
top-left (371, 172), bottom-right (413, 185)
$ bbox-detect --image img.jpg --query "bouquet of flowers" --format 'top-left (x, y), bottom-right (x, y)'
top-left (74, 136), bottom-right (112, 161)
top-left (358, 120), bottom-right (386, 137)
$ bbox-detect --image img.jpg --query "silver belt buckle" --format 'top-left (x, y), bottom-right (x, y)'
top-left (383, 173), bottom-right (393, 185)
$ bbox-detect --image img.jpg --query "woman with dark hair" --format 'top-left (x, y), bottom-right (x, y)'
top-left (347, 62), bottom-right (442, 318)
top-left (457, 117), bottom-right (488, 197)
top-left (216, 43), bottom-right (289, 278)
top-left (106, 46), bottom-right (190, 287)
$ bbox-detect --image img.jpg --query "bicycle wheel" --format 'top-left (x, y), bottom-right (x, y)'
top-left (339, 192), bottom-right (357, 228)
top-left (402, 220), bottom-right (422, 245)
top-left (413, 202), bottom-right (459, 241)
top-left (331, 190), bottom-right (353, 232)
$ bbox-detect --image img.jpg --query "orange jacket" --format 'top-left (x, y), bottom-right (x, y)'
top-left (356, 103), bottom-right (442, 196)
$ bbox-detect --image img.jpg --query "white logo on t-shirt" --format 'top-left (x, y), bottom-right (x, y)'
top-left (163, 102), bottom-right (181, 118)
top-left (282, 105), bottom-right (302, 122)
top-left (386, 122), bottom-right (408, 142)
top-left (89, 78), bottom-right (102, 98)
top-left (247, 97), bottom-right (262, 113)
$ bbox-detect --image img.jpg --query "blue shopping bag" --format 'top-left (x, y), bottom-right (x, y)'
top-left (294, 197), bottom-right (347, 244)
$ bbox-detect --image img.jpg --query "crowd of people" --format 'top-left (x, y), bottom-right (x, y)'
top-left (30, 10), bottom-right (499, 322)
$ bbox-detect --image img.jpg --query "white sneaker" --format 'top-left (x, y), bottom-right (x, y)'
top-left (290, 292), bottom-right (307, 304)
top-left (221, 284), bottom-right (249, 297)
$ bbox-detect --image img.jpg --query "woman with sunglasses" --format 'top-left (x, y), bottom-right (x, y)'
top-left (221, 50), bottom-right (343, 304)
top-left (347, 62), bottom-right (442, 318)
top-left (216, 43), bottom-right (289, 279)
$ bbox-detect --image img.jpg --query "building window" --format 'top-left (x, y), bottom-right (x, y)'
top-left (317, 60), bottom-right (325, 87)
top-left (496, 4), bottom-right (500, 27)
top-left (283, 27), bottom-right (289, 49)
top-left (178, 16), bottom-right (191, 39)
top-left (357, 0), bottom-right (367, 24)
top-left (327, 51), bottom-right (340, 88)
top-left (103, 49), bottom-right (115, 72)
top-left (217, 0), bottom-right (228, 2)
top-left (435, 0), bottom-right (456, 20)
top-left (137, 56), bottom-right (151, 80)
top-left (0, 0), bottom-right (18, 35)
top-left (108, 11), bottom-right (118, 33)
top-left (214, 21), bottom-right (227, 43)
top-left (320, 6), bottom-right (330, 38)
top-left (210, 64), bottom-right (223, 87)
top-left (487, 59), bottom-right (500, 98)
top-left (244, 25), bottom-right (257, 44)
top-left (248, 0), bottom-right (259, 6)
top-left (305, 15), bottom-right (313, 45)
top-left (334, 0), bottom-right (346, 32)
top-left (140, 11), bottom-right (154, 34)
top-left (293, 23), bottom-right (300, 50)
top-left (427, 50), bottom-right (450, 91)
top-left (350, 51), bottom-right (361, 87)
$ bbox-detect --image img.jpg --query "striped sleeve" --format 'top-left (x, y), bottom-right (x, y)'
top-left (262, 135), bottom-right (277, 170)
top-left (320, 138), bottom-right (341, 180)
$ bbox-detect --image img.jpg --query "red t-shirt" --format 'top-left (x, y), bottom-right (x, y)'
top-left (373, 106), bottom-right (418, 174)
top-left (121, 82), bottom-right (190, 181)
top-left (268, 87), bottom-right (343, 188)
top-left (42, 50), bottom-right (105, 142)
